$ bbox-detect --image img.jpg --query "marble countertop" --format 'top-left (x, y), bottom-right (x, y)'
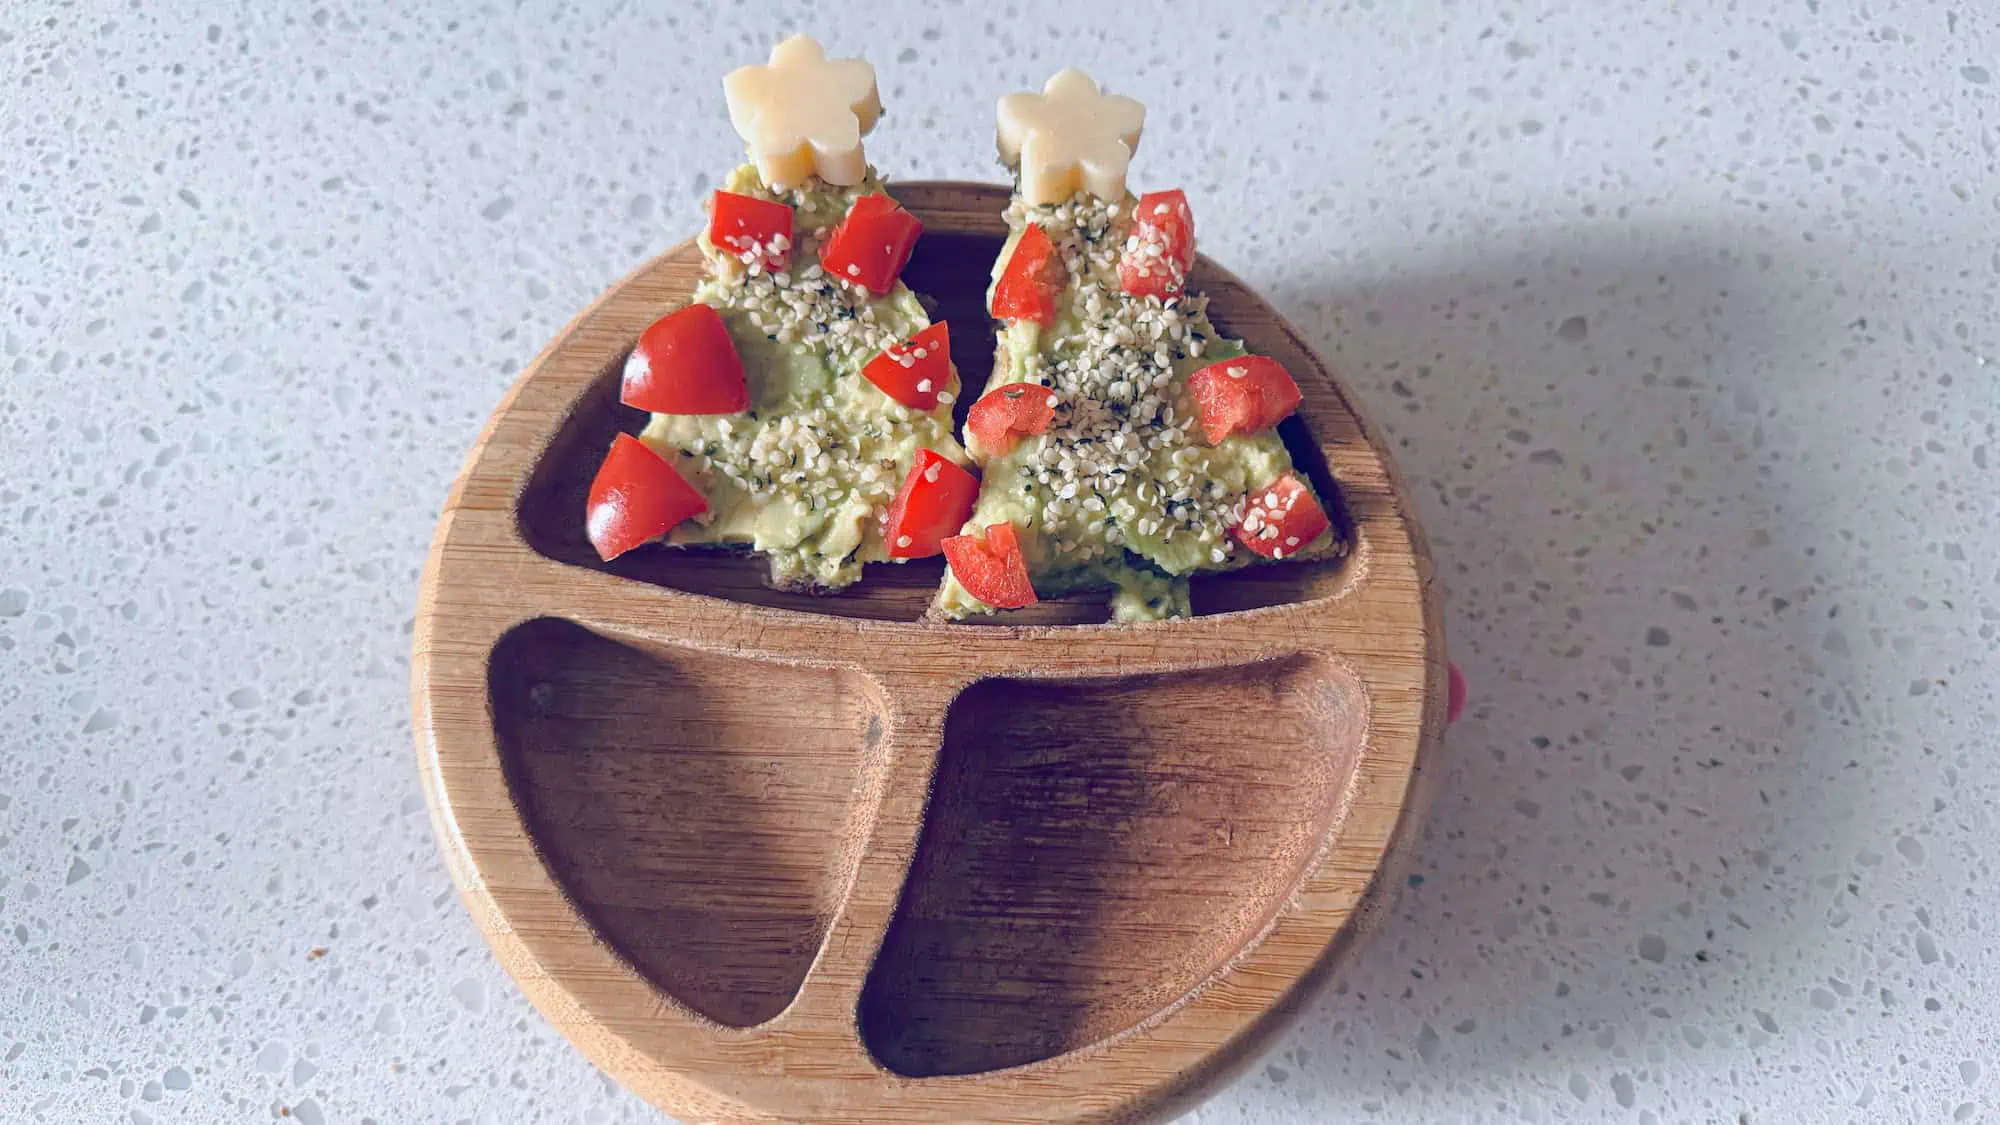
top-left (3, 1), bottom-right (1995, 1122)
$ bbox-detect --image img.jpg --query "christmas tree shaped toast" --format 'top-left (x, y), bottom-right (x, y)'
top-left (932, 70), bottom-right (1343, 621)
top-left (585, 36), bottom-right (977, 591)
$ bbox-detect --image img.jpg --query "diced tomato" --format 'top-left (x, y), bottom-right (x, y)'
top-left (1186, 354), bottom-right (1303, 444)
top-left (1231, 474), bottom-right (1329, 560)
top-left (881, 448), bottom-right (980, 559)
top-left (943, 521), bottom-right (1037, 609)
top-left (965, 383), bottom-right (1057, 456)
top-left (819, 193), bottom-right (922, 297)
top-left (622, 303), bottom-right (749, 415)
top-left (586, 434), bottom-right (708, 561)
top-left (862, 322), bottom-right (952, 411)
top-left (990, 222), bottom-right (1064, 326)
top-left (708, 191), bottom-right (794, 271)
top-left (1118, 188), bottom-right (1195, 299)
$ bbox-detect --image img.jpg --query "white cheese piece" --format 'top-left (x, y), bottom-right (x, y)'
top-left (996, 69), bottom-right (1146, 205)
top-left (723, 35), bottom-right (882, 190)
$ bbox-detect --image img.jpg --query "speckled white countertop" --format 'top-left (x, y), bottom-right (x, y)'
top-left (3, 1), bottom-right (1996, 1122)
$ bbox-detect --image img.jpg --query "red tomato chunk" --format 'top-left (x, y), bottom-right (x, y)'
top-left (707, 191), bottom-right (794, 271)
top-left (1231, 474), bottom-right (1329, 560)
top-left (621, 303), bottom-right (749, 416)
top-left (819, 193), bottom-right (922, 297)
top-left (943, 520), bottom-right (1036, 608)
top-left (586, 434), bottom-right (708, 561)
top-left (1118, 188), bottom-right (1195, 299)
top-left (881, 449), bottom-right (979, 559)
top-left (1187, 355), bottom-right (1302, 444)
top-left (990, 223), bottom-right (1064, 327)
top-left (862, 322), bottom-right (953, 411)
top-left (965, 383), bottom-right (1057, 456)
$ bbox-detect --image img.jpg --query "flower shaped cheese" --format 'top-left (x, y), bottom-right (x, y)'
top-left (996, 69), bottom-right (1146, 206)
top-left (724, 35), bottom-right (883, 190)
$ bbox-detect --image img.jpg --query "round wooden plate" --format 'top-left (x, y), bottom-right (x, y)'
top-left (411, 182), bottom-right (1445, 1125)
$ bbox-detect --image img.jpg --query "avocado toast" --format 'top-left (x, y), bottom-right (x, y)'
top-left (931, 71), bottom-right (1343, 622)
top-left (584, 37), bottom-right (976, 592)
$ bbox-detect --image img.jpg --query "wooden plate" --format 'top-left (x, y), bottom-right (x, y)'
top-left (411, 182), bottom-right (1445, 1125)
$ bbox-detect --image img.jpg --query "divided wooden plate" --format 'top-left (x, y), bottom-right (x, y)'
top-left (411, 182), bottom-right (1445, 1125)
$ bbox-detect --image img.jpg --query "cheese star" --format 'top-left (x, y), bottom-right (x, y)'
top-left (724, 35), bottom-right (883, 190)
top-left (997, 69), bottom-right (1146, 206)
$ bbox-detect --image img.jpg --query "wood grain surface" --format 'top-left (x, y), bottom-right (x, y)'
top-left (411, 182), bottom-right (1445, 1125)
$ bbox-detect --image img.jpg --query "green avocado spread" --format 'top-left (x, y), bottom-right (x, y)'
top-left (936, 190), bottom-right (1335, 622)
top-left (637, 165), bottom-right (966, 590)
